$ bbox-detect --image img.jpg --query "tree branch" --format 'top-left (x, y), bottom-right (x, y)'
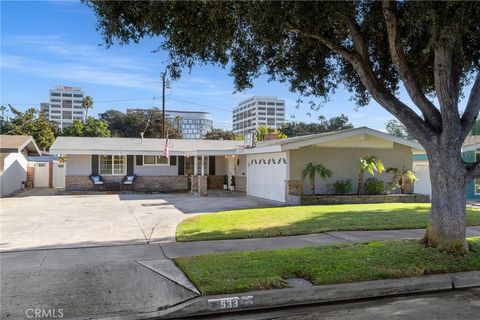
top-left (288, 23), bottom-right (436, 146)
top-left (434, 38), bottom-right (462, 143)
top-left (466, 160), bottom-right (480, 181)
top-left (461, 72), bottom-right (480, 138)
top-left (382, 1), bottom-right (442, 131)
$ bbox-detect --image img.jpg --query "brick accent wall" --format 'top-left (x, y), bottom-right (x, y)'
top-left (208, 175), bottom-right (224, 189)
top-left (66, 176), bottom-right (93, 191)
top-left (287, 180), bottom-right (303, 196)
top-left (235, 176), bottom-right (246, 192)
top-left (301, 194), bottom-right (430, 205)
top-left (134, 176), bottom-right (188, 192)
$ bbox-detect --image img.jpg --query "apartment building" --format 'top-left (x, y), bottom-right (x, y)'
top-left (127, 108), bottom-right (213, 139)
top-left (232, 96), bottom-right (285, 136)
top-left (40, 85), bottom-right (85, 129)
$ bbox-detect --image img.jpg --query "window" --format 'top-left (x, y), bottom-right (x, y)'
top-left (143, 155), bottom-right (169, 165)
top-left (62, 93), bottom-right (72, 97)
top-left (51, 99), bottom-right (61, 102)
top-left (258, 102), bottom-right (266, 105)
top-left (73, 94), bottom-right (83, 98)
top-left (267, 102), bottom-right (275, 106)
top-left (276, 102), bottom-right (285, 106)
top-left (51, 93), bottom-right (61, 97)
top-left (99, 155), bottom-right (126, 175)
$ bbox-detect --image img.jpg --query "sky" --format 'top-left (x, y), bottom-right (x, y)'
top-left (0, 1), bottom-right (473, 131)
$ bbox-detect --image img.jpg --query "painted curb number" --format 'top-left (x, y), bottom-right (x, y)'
top-left (207, 296), bottom-right (254, 310)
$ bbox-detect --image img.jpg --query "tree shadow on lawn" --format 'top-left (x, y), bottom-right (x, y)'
top-left (178, 206), bottom-right (480, 242)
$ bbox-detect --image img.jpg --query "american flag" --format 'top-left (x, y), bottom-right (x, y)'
top-left (164, 136), bottom-right (170, 159)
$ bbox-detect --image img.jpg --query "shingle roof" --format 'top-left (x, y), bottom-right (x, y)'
top-left (255, 127), bottom-right (358, 147)
top-left (0, 135), bottom-right (41, 154)
top-left (50, 136), bottom-right (244, 155)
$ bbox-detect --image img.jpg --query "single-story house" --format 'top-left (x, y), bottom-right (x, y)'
top-left (413, 135), bottom-right (480, 199)
top-left (0, 135), bottom-right (41, 197)
top-left (49, 127), bottom-right (425, 203)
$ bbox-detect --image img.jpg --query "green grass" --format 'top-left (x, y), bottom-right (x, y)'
top-left (176, 203), bottom-right (480, 242)
top-left (175, 237), bottom-right (480, 295)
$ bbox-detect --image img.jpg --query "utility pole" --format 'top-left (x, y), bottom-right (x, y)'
top-left (161, 71), bottom-right (166, 139)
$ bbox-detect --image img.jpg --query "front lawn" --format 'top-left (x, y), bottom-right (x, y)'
top-left (175, 238), bottom-right (480, 295)
top-left (176, 203), bottom-right (480, 242)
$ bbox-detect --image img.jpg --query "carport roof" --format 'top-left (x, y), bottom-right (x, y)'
top-left (49, 136), bottom-right (244, 155)
top-left (0, 135), bottom-right (41, 155)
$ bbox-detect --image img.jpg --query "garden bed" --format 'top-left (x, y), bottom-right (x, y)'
top-left (299, 194), bottom-right (430, 205)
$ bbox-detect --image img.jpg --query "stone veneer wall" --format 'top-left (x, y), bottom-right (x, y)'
top-left (235, 176), bottom-right (246, 192)
top-left (301, 194), bottom-right (430, 205)
top-left (208, 175), bottom-right (225, 189)
top-left (65, 175), bottom-right (189, 192)
top-left (134, 176), bottom-right (188, 192)
top-left (66, 176), bottom-right (93, 191)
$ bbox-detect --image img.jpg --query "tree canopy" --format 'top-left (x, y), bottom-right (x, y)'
top-left (86, 0), bottom-right (480, 251)
top-left (205, 128), bottom-right (242, 140)
top-left (279, 115), bottom-right (353, 137)
top-left (99, 108), bottom-right (182, 139)
top-left (255, 125), bottom-right (287, 141)
top-left (385, 119), bottom-right (413, 140)
top-left (1, 106), bottom-right (59, 150)
top-left (62, 117), bottom-right (111, 137)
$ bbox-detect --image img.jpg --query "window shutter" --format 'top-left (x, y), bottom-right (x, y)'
top-left (136, 155), bottom-right (143, 166)
top-left (209, 156), bottom-right (215, 175)
top-left (170, 156), bottom-right (177, 166)
top-left (91, 155), bottom-right (99, 175)
top-left (178, 156), bottom-right (185, 175)
top-left (127, 155), bottom-right (134, 175)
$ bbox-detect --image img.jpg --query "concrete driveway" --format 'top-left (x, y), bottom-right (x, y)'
top-left (0, 189), bottom-right (281, 252)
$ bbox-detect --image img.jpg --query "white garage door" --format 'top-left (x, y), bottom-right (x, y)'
top-left (247, 152), bottom-right (287, 202)
top-left (413, 162), bottom-right (431, 196)
top-left (33, 162), bottom-right (50, 187)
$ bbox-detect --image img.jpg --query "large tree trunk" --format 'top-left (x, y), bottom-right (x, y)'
top-left (423, 146), bottom-right (468, 252)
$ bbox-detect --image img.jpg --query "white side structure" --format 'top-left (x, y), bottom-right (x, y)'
top-left (233, 96), bottom-right (286, 136)
top-left (0, 135), bottom-right (41, 197)
top-left (41, 85), bottom-right (85, 130)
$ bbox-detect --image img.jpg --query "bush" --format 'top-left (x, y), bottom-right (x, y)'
top-left (333, 179), bottom-right (352, 194)
top-left (364, 178), bottom-right (385, 195)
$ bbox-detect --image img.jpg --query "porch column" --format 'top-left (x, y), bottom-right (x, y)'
top-left (194, 156), bottom-right (198, 176)
top-left (201, 155), bottom-right (205, 176)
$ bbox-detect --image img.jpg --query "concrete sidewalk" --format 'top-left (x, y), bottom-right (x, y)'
top-left (162, 226), bottom-right (480, 258)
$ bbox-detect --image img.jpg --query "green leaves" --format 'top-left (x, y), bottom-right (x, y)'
top-left (359, 155), bottom-right (385, 176)
top-left (63, 117), bottom-right (111, 137)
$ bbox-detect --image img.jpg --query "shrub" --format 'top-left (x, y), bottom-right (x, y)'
top-left (364, 178), bottom-right (385, 195)
top-left (333, 179), bottom-right (352, 195)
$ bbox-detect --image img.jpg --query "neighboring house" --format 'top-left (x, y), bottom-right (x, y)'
top-left (413, 135), bottom-right (480, 199)
top-left (49, 127), bottom-right (424, 203)
top-left (0, 135), bottom-right (41, 197)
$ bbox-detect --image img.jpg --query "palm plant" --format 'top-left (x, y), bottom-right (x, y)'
top-left (358, 155), bottom-right (385, 194)
top-left (82, 96), bottom-right (94, 121)
top-left (386, 167), bottom-right (417, 194)
top-left (301, 162), bottom-right (332, 195)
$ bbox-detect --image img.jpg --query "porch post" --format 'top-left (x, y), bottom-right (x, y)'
top-left (201, 155), bottom-right (205, 176)
top-left (194, 156), bottom-right (198, 176)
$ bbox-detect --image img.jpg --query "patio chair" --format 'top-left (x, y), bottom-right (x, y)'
top-left (89, 174), bottom-right (104, 191)
top-left (121, 174), bottom-right (137, 191)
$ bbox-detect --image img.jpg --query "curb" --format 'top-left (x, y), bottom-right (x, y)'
top-left (157, 271), bottom-right (480, 319)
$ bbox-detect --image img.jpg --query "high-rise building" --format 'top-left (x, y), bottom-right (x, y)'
top-left (40, 85), bottom-right (85, 129)
top-left (232, 96), bottom-right (285, 136)
top-left (127, 108), bottom-right (213, 139)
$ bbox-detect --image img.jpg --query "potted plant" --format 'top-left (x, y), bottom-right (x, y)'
top-left (358, 155), bottom-right (385, 194)
top-left (223, 174), bottom-right (228, 190)
top-left (301, 162), bottom-right (332, 195)
top-left (230, 175), bottom-right (236, 191)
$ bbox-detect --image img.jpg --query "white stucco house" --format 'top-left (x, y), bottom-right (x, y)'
top-left (49, 127), bottom-right (425, 203)
top-left (0, 135), bottom-right (41, 197)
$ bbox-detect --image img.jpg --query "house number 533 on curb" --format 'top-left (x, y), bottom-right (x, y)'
top-left (207, 296), bottom-right (254, 310)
